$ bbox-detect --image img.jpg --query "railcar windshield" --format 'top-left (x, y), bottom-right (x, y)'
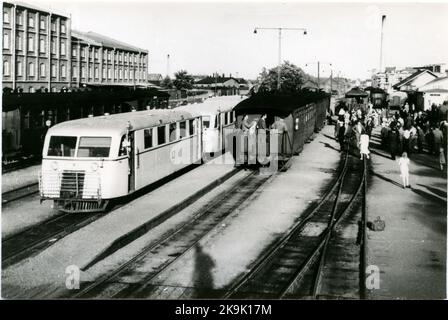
top-left (77, 137), bottom-right (112, 157)
top-left (47, 136), bottom-right (77, 157)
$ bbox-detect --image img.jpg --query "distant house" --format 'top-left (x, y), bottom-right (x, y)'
top-left (419, 76), bottom-right (448, 110)
top-left (148, 73), bottom-right (163, 86)
top-left (194, 75), bottom-right (247, 96)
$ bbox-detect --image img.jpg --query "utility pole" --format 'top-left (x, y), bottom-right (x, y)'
top-left (379, 15), bottom-right (386, 72)
top-left (306, 61), bottom-right (331, 91)
top-left (254, 27), bottom-right (307, 91)
top-left (166, 54), bottom-right (170, 78)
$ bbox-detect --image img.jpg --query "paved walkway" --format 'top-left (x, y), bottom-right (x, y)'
top-left (366, 127), bottom-right (446, 299)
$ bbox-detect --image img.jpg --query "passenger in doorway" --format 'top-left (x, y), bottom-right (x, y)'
top-left (241, 115), bottom-right (252, 133)
top-left (257, 114), bottom-right (267, 130)
top-left (398, 152), bottom-right (411, 189)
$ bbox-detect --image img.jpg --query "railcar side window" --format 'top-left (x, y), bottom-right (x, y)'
top-left (179, 121), bottom-right (187, 138)
top-left (77, 137), bottom-right (111, 157)
top-left (214, 115), bottom-right (219, 128)
top-left (189, 119), bottom-right (195, 136)
top-left (230, 112), bottom-right (233, 123)
top-left (144, 128), bottom-right (153, 149)
top-left (158, 126), bottom-right (166, 145)
top-left (47, 136), bottom-right (77, 157)
top-left (169, 123), bottom-right (177, 142)
top-left (202, 116), bottom-right (210, 129)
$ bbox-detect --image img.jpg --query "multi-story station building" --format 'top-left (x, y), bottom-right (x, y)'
top-left (2, 1), bottom-right (71, 93)
top-left (71, 30), bottom-right (148, 88)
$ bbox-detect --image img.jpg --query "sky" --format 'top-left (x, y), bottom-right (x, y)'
top-left (32, 0), bottom-right (448, 80)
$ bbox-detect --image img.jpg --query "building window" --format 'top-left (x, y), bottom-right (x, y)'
top-left (61, 64), bottom-right (66, 77)
top-left (3, 61), bottom-right (10, 76)
top-left (28, 36), bottom-right (34, 52)
top-left (81, 66), bottom-right (86, 78)
top-left (40, 17), bottom-right (46, 29)
top-left (114, 69), bottom-right (118, 79)
top-left (17, 61), bottom-right (22, 76)
top-left (17, 12), bottom-right (23, 25)
top-left (3, 33), bottom-right (9, 49)
top-left (51, 64), bottom-right (56, 77)
top-left (28, 15), bottom-right (35, 28)
top-left (39, 38), bottom-right (45, 53)
top-left (119, 68), bottom-right (123, 79)
top-left (51, 21), bottom-right (56, 32)
top-left (61, 22), bottom-right (66, 33)
top-left (107, 52), bottom-right (111, 61)
top-left (108, 67), bottom-right (111, 79)
top-left (29, 87), bottom-right (35, 93)
top-left (95, 49), bottom-right (99, 59)
top-left (3, 11), bottom-right (10, 23)
top-left (29, 62), bottom-right (35, 77)
top-left (94, 67), bottom-right (99, 79)
top-left (40, 63), bottom-right (46, 77)
top-left (51, 39), bottom-right (56, 54)
top-left (72, 66), bottom-right (77, 78)
top-left (89, 66), bottom-right (93, 79)
top-left (61, 41), bottom-right (66, 55)
top-left (15, 34), bottom-right (22, 50)
top-left (72, 47), bottom-right (77, 57)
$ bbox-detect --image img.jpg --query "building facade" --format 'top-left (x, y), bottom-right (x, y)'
top-left (2, 1), bottom-right (71, 93)
top-left (71, 30), bottom-right (148, 88)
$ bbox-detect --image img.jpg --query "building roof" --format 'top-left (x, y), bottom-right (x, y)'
top-left (196, 76), bottom-right (239, 85)
top-left (5, 1), bottom-right (69, 18)
top-left (72, 30), bottom-right (148, 53)
top-left (392, 69), bottom-right (438, 90)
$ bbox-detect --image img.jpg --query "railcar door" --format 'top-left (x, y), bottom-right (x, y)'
top-left (128, 132), bottom-right (135, 192)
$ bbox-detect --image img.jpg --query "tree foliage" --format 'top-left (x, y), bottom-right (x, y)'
top-left (173, 70), bottom-right (194, 90)
top-left (161, 76), bottom-right (173, 89)
top-left (258, 61), bottom-right (307, 93)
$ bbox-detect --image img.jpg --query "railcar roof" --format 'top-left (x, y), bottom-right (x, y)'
top-left (234, 92), bottom-right (329, 117)
top-left (48, 109), bottom-right (195, 136)
top-left (177, 95), bottom-right (245, 116)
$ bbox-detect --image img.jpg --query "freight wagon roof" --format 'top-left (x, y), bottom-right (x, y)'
top-left (176, 95), bottom-right (246, 116)
top-left (48, 109), bottom-right (195, 137)
top-left (234, 92), bottom-right (329, 117)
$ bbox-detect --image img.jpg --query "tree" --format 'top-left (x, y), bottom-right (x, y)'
top-left (258, 61), bottom-right (307, 93)
top-left (161, 76), bottom-right (173, 89)
top-left (173, 70), bottom-right (194, 90)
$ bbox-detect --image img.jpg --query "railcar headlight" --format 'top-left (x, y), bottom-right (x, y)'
top-left (90, 162), bottom-right (99, 172)
top-left (51, 161), bottom-right (58, 171)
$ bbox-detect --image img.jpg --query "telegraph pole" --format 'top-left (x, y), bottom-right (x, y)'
top-left (254, 27), bottom-right (307, 91)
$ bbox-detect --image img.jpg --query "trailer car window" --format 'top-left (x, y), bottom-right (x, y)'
top-left (158, 126), bottom-right (166, 145)
top-left (169, 123), bottom-right (177, 142)
top-left (179, 121), bottom-right (187, 138)
top-left (47, 136), bottom-right (77, 157)
top-left (202, 116), bottom-right (210, 129)
top-left (77, 137), bottom-right (111, 157)
top-left (144, 129), bottom-right (153, 149)
top-left (189, 119), bottom-right (195, 136)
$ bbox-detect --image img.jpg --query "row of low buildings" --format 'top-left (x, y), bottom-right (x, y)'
top-left (368, 64), bottom-right (448, 111)
top-left (2, 1), bottom-right (148, 93)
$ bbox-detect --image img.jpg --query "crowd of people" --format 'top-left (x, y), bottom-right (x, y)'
top-left (334, 100), bottom-right (447, 188)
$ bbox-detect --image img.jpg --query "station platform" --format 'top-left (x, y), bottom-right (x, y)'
top-left (366, 128), bottom-right (446, 299)
top-left (1, 164), bottom-right (40, 193)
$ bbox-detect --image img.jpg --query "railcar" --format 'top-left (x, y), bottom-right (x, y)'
top-left (39, 109), bottom-right (202, 213)
top-left (177, 96), bottom-right (242, 157)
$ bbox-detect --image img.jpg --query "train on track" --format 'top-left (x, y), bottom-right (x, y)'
top-left (39, 93), bottom-right (329, 213)
top-left (39, 96), bottom-right (242, 213)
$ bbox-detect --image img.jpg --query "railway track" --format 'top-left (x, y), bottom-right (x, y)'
top-left (70, 164), bottom-right (286, 299)
top-left (221, 151), bottom-right (367, 299)
top-left (2, 182), bottom-right (39, 205)
top-left (2, 211), bottom-right (107, 268)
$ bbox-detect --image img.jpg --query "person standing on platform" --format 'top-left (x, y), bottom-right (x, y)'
top-left (338, 123), bottom-right (346, 152)
top-left (439, 147), bottom-right (446, 171)
top-left (389, 125), bottom-right (400, 160)
top-left (398, 152), bottom-right (411, 189)
top-left (433, 126), bottom-right (444, 156)
top-left (360, 132), bottom-right (370, 160)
